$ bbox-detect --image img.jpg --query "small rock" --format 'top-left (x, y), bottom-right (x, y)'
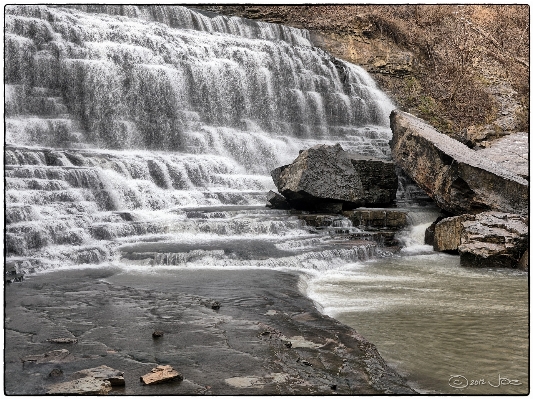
top-left (283, 341), bottom-right (292, 348)
top-left (73, 365), bottom-right (125, 386)
top-left (47, 337), bottom-right (78, 344)
top-left (48, 368), bottom-right (63, 378)
top-left (140, 365), bottom-right (183, 385)
top-left (330, 384), bottom-right (337, 391)
top-left (152, 330), bottom-right (164, 338)
top-left (201, 299), bottom-right (221, 310)
top-left (266, 190), bottom-right (291, 210)
top-left (46, 377), bottom-right (111, 395)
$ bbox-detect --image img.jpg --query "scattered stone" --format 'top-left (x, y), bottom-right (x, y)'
top-left (48, 368), bottom-right (63, 378)
top-left (46, 377), bottom-right (112, 395)
top-left (433, 212), bottom-right (528, 268)
top-left (271, 144), bottom-right (397, 212)
top-left (73, 365), bottom-right (125, 386)
top-left (22, 349), bottom-right (72, 364)
top-left (47, 337), bottom-right (78, 344)
top-left (140, 365), bottom-right (183, 385)
top-left (152, 330), bottom-right (164, 338)
top-left (265, 190), bottom-right (291, 210)
top-left (390, 110), bottom-right (528, 216)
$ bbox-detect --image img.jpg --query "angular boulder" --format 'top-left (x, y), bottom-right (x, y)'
top-left (140, 365), bottom-right (183, 385)
top-left (390, 110), bottom-right (528, 216)
top-left (433, 212), bottom-right (528, 268)
top-left (271, 144), bottom-right (397, 212)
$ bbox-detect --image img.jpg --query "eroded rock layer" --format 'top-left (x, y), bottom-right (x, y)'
top-left (390, 110), bottom-right (528, 216)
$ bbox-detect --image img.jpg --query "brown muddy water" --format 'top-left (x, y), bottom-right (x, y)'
top-left (304, 251), bottom-right (529, 394)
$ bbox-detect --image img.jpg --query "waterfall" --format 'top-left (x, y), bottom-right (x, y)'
top-left (5, 5), bottom-right (395, 272)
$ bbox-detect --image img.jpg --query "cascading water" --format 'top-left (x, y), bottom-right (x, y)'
top-left (5, 5), bottom-right (393, 272)
top-left (4, 6), bottom-right (527, 395)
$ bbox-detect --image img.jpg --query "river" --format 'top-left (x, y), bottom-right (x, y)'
top-left (4, 5), bottom-right (528, 395)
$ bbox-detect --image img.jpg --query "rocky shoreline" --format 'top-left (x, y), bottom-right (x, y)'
top-left (5, 266), bottom-right (416, 395)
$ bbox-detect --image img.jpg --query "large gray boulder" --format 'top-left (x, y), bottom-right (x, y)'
top-left (390, 110), bottom-right (528, 216)
top-left (432, 212), bottom-right (528, 268)
top-left (271, 144), bottom-right (397, 212)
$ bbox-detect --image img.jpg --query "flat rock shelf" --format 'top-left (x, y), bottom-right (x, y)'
top-left (5, 267), bottom-right (415, 395)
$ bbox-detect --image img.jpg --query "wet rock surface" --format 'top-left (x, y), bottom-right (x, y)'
top-left (297, 208), bottom-right (409, 248)
top-left (46, 376), bottom-right (112, 395)
top-left (73, 365), bottom-right (125, 386)
top-left (5, 267), bottom-right (416, 395)
top-left (390, 110), bottom-right (529, 216)
top-left (271, 144), bottom-right (397, 212)
top-left (432, 212), bottom-right (528, 268)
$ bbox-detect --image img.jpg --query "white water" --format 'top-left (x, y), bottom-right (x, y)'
top-left (4, 6), bottom-right (528, 395)
top-left (5, 5), bottom-right (397, 273)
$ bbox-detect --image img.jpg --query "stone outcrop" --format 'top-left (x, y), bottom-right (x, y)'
top-left (140, 365), bottom-right (183, 385)
top-left (432, 212), bottom-right (528, 268)
top-left (390, 110), bottom-right (529, 216)
top-left (271, 144), bottom-right (397, 212)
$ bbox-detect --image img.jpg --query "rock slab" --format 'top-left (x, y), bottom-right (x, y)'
top-left (390, 110), bottom-right (528, 216)
top-left (433, 212), bottom-right (528, 268)
top-left (271, 144), bottom-right (397, 212)
top-left (140, 365), bottom-right (183, 385)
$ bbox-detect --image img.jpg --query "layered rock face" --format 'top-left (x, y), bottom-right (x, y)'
top-left (390, 110), bottom-right (529, 216)
top-left (431, 212), bottom-right (528, 268)
top-left (271, 144), bottom-right (397, 212)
